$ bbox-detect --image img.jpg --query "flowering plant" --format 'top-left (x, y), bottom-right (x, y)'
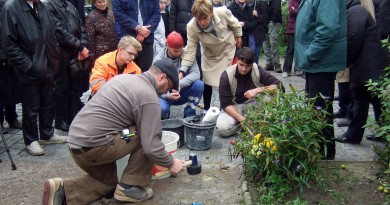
top-left (233, 86), bottom-right (330, 202)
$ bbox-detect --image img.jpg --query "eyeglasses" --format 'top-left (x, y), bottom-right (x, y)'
top-left (123, 49), bottom-right (138, 59)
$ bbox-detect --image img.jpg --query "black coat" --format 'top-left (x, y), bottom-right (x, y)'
top-left (228, 2), bottom-right (257, 47)
top-left (168, 0), bottom-right (194, 36)
top-left (346, 0), bottom-right (386, 89)
top-left (378, 0), bottom-right (390, 37)
top-left (1, 0), bottom-right (82, 84)
top-left (257, 0), bottom-right (282, 25)
top-left (44, 0), bottom-right (88, 59)
top-left (249, 3), bottom-right (267, 44)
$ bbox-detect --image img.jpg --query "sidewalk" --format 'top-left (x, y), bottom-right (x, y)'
top-left (0, 60), bottom-right (384, 204)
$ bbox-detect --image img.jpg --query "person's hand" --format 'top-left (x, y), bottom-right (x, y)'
top-left (244, 88), bottom-right (258, 100)
top-left (169, 89), bottom-right (180, 101)
top-left (252, 10), bottom-right (257, 17)
top-left (136, 34), bottom-right (145, 43)
top-left (178, 72), bottom-right (184, 80)
top-left (138, 25), bottom-right (151, 37)
top-left (169, 159), bottom-right (186, 175)
top-left (78, 48), bottom-right (89, 60)
top-left (235, 36), bottom-right (242, 48)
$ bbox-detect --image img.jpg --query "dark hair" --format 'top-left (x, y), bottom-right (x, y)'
top-left (236, 47), bottom-right (255, 64)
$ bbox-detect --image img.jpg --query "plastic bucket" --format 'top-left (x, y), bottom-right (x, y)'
top-left (161, 119), bottom-right (184, 147)
top-left (183, 116), bottom-right (216, 150)
top-left (151, 131), bottom-right (179, 179)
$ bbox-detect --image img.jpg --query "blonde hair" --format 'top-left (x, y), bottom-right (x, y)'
top-left (191, 0), bottom-right (213, 19)
top-left (117, 36), bottom-right (142, 52)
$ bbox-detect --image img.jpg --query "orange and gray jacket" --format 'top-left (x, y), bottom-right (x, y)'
top-left (89, 50), bottom-right (141, 95)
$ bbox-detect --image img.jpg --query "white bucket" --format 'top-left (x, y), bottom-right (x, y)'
top-left (152, 131), bottom-right (179, 179)
top-left (116, 131), bottom-right (179, 180)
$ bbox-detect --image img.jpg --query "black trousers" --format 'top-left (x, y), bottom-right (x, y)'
top-left (337, 82), bottom-right (354, 119)
top-left (305, 72), bottom-right (336, 159)
top-left (345, 85), bottom-right (382, 142)
top-left (135, 43), bottom-right (154, 72)
top-left (21, 81), bottom-right (55, 145)
top-left (0, 105), bottom-right (18, 124)
top-left (203, 84), bottom-right (213, 111)
top-left (282, 34), bottom-right (294, 74)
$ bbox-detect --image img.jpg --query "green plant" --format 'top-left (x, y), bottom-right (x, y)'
top-left (233, 86), bottom-right (329, 202)
top-left (365, 39), bottom-right (390, 204)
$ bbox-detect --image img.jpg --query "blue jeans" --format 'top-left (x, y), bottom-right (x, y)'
top-left (160, 80), bottom-right (204, 119)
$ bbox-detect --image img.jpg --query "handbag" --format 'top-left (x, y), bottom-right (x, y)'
top-left (68, 57), bottom-right (93, 77)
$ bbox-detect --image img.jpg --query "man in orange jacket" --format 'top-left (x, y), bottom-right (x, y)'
top-left (89, 36), bottom-right (142, 96)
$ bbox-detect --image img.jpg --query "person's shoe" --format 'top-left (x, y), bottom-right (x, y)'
top-left (264, 64), bottom-right (274, 71)
top-left (366, 135), bottom-right (387, 142)
top-left (40, 134), bottom-right (67, 145)
top-left (282, 72), bottom-right (288, 78)
top-left (275, 67), bottom-right (282, 73)
top-left (42, 178), bottom-right (65, 205)
top-left (114, 184), bottom-right (153, 202)
top-left (335, 134), bottom-right (360, 144)
top-left (7, 119), bottom-right (22, 129)
top-left (26, 141), bottom-right (45, 156)
top-left (337, 118), bottom-right (351, 127)
top-left (333, 111), bottom-right (346, 119)
top-left (55, 121), bottom-right (70, 132)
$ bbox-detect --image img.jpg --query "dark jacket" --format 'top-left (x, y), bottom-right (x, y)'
top-left (45, 0), bottom-right (88, 59)
top-left (85, 8), bottom-right (117, 61)
top-left (1, 0), bottom-right (81, 84)
top-left (228, 2), bottom-right (257, 48)
top-left (168, 0), bottom-right (194, 36)
top-left (378, 0), bottom-right (390, 37)
top-left (286, 0), bottom-right (299, 34)
top-left (346, 0), bottom-right (386, 89)
top-left (67, 0), bottom-right (85, 23)
top-left (0, 0), bottom-right (19, 106)
top-left (161, 10), bottom-right (169, 37)
top-left (248, 2), bottom-right (266, 44)
top-left (112, 0), bottom-right (160, 44)
top-left (258, 0), bottom-right (282, 25)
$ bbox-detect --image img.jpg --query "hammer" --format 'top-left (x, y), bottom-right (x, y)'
top-left (155, 154), bottom-right (202, 178)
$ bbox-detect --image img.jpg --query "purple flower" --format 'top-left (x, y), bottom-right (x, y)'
top-left (248, 144), bottom-right (251, 148)
top-left (274, 159), bottom-right (280, 164)
top-left (282, 119), bottom-right (286, 124)
top-left (316, 106), bottom-right (322, 111)
top-left (297, 165), bottom-right (302, 170)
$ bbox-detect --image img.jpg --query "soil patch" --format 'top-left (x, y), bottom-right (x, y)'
top-left (248, 161), bottom-right (388, 204)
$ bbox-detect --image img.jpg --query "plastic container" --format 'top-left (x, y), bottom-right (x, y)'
top-left (117, 131), bottom-right (179, 180)
top-left (183, 116), bottom-right (216, 150)
top-left (161, 119), bottom-right (184, 147)
top-left (151, 131), bottom-right (179, 179)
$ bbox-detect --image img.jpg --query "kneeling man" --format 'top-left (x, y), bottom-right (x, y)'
top-left (216, 47), bottom-right (282, 137)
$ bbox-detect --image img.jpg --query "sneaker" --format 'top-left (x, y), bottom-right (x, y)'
top-left (275, 67), bottom-right (282, 73)
top-left (335, 134), bottom-right (360, 144)
top-left (114, 184), bottom-right (153, 203)
top-left (26, 141), bottom-right (45, 156)
top-left (282, 72), bottom-right (288, 78)
top-left (366, 135), bottom-right (387, 142)
top-left (40, 134), bottom-right (67, 145)
top-left (42, 178), bottom-right (65, 205)
top-left (7, 119), bottom-right (22, 129)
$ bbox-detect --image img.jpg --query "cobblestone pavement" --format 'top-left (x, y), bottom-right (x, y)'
top-left (0, 58), bottom-right (385, 204)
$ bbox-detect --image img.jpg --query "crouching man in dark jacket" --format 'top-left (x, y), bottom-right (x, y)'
top-left (1, 0), bottom-right (87, 155)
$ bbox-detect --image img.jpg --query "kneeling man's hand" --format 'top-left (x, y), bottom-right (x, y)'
top-left (244, 89), bottom-right (258, 100)
top-left (169, 159), bottom-right (186, 175)
top-left (169, 89), bottom-right (181, 101)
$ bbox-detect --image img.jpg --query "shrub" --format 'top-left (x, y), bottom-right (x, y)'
top-left (233, 86), bottom-right (329, 203)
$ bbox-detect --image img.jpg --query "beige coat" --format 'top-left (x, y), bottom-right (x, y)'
top-left (181, 7), bottom-right (242, 87)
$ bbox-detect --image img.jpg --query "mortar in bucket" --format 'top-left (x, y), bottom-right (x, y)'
top-left (184, 116), bottom-right (216, 150)
top-left (161, 119), bottom-right (184, 147)
top-left (151, 131), bottom-right (179, 179)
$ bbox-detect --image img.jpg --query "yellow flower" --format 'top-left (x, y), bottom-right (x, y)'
top-left (272, 145), bottom-right (277, 152)
top-left (253, 134), bottom-right (261, 144)
top-left (256, 150), bottom-right (262, 156)
top-left (264, 138), bottom-right (273, 149)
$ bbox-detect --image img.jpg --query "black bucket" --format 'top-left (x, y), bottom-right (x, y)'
top-left (161, 119), bottom-right (185, 147)
top-left (183, 116), bottom-right (216, 150)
